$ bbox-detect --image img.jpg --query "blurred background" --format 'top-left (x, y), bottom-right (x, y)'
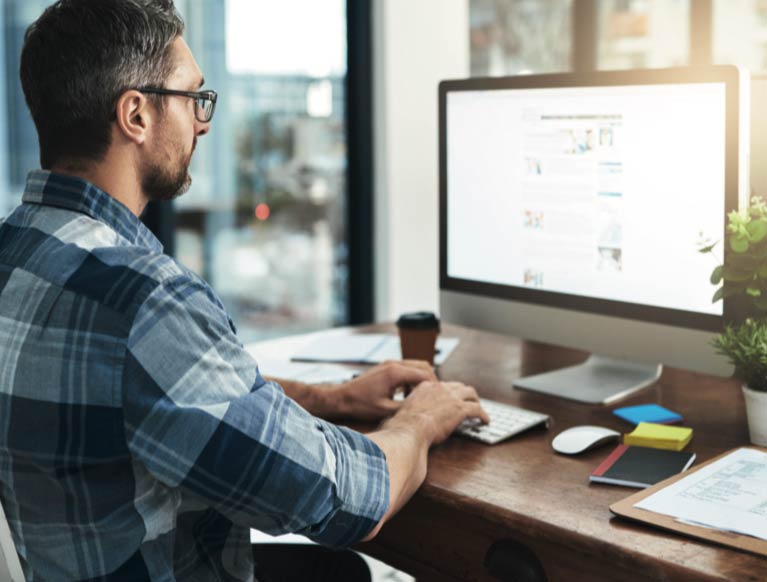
top-left (1, 0), bottom-right (766, 341)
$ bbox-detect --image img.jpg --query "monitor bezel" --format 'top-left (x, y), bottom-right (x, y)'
top-left (439, 66), bottom-right (742, 333)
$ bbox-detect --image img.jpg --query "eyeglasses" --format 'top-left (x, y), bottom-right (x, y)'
top-left (138, 87), bottom-right (217, 122)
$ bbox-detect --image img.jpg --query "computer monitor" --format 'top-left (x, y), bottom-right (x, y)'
top-left (439, 66), bottom-right (750, 404)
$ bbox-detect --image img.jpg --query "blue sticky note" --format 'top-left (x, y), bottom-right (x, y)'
top-left (612, 404), bottom-right (683, 425)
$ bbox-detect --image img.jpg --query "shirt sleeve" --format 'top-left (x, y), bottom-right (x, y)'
top-left (121, 274), bottom-right (389, 549)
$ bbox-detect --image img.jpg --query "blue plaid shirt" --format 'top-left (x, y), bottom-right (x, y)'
top-left (0, 171), bottom-right (389, 581)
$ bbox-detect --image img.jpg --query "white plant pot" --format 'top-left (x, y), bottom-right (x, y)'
top-left (742, 384), bottom-right (767, 447)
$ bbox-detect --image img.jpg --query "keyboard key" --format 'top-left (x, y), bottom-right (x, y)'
top-left (455, 398), bottom-right (550, 445)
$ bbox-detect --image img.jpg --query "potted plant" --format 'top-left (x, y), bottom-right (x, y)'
top-left (700, 196), bottom-right (767, 446)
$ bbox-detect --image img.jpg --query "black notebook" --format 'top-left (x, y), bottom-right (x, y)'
top-left (590, 444), bottom-right (696, 488)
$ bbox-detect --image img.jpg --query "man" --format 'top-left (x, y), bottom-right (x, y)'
top-left (0, 1), bottom-right (489, 580)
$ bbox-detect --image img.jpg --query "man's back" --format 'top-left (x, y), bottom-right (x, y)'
top-left (0, 172), bottom-right (174, 578)
top-left (0, 171), bottom-right (220, 579)
top-left (0, 171), bottom-right (390, 581)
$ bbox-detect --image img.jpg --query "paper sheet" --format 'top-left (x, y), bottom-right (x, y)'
top-left (634, 448), bottom-right (767, 540)
top-left (291, 334), bottom-right (460, 366)
top-left (254, 357), bottom-right (359, 385)
top-left (292, 334), bottom-right (388, 363)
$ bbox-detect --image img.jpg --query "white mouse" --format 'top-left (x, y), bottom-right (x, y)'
top-left (551, 425), bottom-right (621, 455)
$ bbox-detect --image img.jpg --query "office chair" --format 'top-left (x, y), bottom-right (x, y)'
top-left (0, 497), bottom-right (24, 582)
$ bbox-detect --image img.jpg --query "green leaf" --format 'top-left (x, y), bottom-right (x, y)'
top-left (712, 287), bottom-right (725, 303)
top-left (731, 236), bottom-right (749, 253)
top-left (747, 287), bottom-right (762, 297)
top-left (747, 220), bottom-right (767, 242)
top-left (698, 242), bottom-right (718, 254)
top-left (751, 197), bottom-right (767, 215)
top-left (710, 265), bottom-right (724, 285)
top-left (714, 319), bottom-right (767, 389)
top-left (728, 209), bottom-right (747, 226)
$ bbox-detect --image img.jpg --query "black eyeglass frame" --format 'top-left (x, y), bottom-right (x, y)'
top-left (138, 87), bottom-right (217, 122)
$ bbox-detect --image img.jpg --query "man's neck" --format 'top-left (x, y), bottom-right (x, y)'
top-left (49, 162), bottom-right (147, 217)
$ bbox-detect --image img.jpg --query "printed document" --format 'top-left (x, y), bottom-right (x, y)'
top-left (291, 334), bottom-right (460, 366)
top-left (634, 448), bottom-right (767, 540)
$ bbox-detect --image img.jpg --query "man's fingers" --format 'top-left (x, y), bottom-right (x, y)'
top-left (397, 359), bottom-right (438, 380)
top-left (387, 363), bottom-right (436, 388)
top-left (402, 380), bottom-right (480, 405)
top-left (442, 382), bottom-right (480, 402)
top-left (378, 398), bottom-right (403, 413)
top-left (464, 401), bottom-right (490, 424)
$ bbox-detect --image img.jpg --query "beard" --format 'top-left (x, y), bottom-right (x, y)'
top-left (141, 138), bottom-right (196, 203)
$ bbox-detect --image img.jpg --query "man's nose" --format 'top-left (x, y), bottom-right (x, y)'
top-left (195, 119), bottom-right (210, 136)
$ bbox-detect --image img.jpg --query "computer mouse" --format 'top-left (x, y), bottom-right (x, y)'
top-left (551, 425), bottom-right (621, 455)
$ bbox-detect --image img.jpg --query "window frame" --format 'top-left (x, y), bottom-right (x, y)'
top-left (571, 0), bottom-right (713, 71)
top-left (142, 0), bottom-right (375, 325)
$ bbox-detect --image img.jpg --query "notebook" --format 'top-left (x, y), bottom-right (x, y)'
top-left (590, 444), bottom-right (696, 488)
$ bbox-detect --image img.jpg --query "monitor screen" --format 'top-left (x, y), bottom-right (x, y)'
top-left (439, 67), bottom-right (749, 398)
top-left (446, 83), bottom-right (725, 324)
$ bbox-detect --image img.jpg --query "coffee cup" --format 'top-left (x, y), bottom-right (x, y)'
top-left (396, 311), bottom-right (441, 364)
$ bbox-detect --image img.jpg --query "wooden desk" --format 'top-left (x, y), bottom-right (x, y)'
top-left (338, 323), bottom-right (763, 582)
top-left (344, 325), bottom-right (767, 582)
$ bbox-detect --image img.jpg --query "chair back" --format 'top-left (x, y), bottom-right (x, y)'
top-left (0, 497), bottom-right (24, 582)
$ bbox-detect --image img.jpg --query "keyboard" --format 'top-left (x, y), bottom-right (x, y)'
top-left (456, 398), bottom-right (550, 445)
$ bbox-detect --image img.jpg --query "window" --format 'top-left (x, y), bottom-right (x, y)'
top-left (469, 0), bottom-right (573, 76)
top-left (597, 0), bottom-right (690, 69)
top-left (469, 0), bottom-right (692, 75)
top-left (1, 1), bottom-right (50, 215)
top-left (714, 0), bottom-right (767, 74)
top-left (168, 0), bottom-right (351, 342)
top-left (0, 0), bottom-right (352, 343)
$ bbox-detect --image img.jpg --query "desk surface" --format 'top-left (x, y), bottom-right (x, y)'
top-left (256, 323), bottom-right (765, 581)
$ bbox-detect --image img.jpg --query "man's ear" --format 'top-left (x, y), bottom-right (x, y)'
top-left (114, 90), bottom-right (152, 145)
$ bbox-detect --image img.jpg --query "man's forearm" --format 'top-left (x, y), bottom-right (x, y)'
top-left (268, 376), bottom-right (433, 540)
top-left (263, 376), bottom-right (344, 419)
top-left (362, 413), bottom-right (432, 540)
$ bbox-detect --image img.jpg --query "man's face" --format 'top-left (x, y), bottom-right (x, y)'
top-left (141, 37), bottom-right (209, 203)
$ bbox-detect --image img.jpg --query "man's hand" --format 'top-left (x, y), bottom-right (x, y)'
top-left (273, 364), bottom-right (490, 542)
top-left (328, 359), bottom-right (438, 421)
top-left (362, 379), bottom-right (489, 540)
top-left (267, 359), bottom-right (437, 422)
top-left (383, 380), bottom-right (489, 445)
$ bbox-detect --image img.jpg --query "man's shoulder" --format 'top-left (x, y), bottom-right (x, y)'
top-left (92, 244), bottom-right (187, 283)
top-left (35, 210), bottom-right (197, 308)
top-left (79, 245), bottom-right (202, 314)
top-left (1, 202), bottom-right (214, 322)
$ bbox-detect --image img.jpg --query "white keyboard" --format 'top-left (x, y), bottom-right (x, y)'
top-left (456, 398), bottom-right (550, 445)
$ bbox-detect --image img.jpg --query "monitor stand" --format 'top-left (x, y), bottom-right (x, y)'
top-left (513, 355), bottom-right (662, 405)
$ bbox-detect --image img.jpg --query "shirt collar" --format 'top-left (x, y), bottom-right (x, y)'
top-left (21, 170), bottom-right (163, 253)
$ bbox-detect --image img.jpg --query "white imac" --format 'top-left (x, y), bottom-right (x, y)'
top-left (439, 66), bottom-right (750, 404)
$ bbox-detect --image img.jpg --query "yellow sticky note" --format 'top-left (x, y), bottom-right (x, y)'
top-left (624, 422), bottom-right (693, 451)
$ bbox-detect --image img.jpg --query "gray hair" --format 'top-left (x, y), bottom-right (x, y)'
top-left (20, 0), bottom-right (185, 169)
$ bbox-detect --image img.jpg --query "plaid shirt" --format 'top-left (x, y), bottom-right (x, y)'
top-left (0, 171), bottom-right (389, 581)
